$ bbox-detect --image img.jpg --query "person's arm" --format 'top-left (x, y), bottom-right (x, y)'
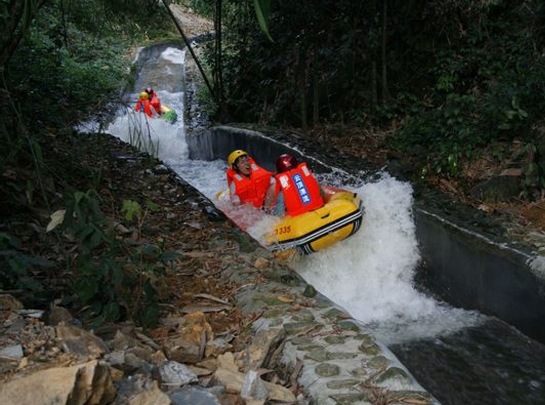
top-left (272, 190), bottom-right (286, 216)
top-left (229, 181), bottom-right (241, 205)
top-left (263, 177), bottom-right (276, 211)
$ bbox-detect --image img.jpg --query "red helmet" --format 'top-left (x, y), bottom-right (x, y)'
top-left (276, 154), bottom-right (298, 173)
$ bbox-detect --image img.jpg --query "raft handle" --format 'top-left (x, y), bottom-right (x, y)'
top-left (320, 213), bottom-right (330, 219)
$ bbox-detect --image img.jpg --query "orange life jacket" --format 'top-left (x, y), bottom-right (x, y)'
top-left (226, 158), bottom-right (272, 208)
top-left (275, 162), bottom-right (324, 216)
top-left (135, 99), bottom-right (155, 117)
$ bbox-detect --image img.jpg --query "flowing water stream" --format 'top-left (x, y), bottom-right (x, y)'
top-left (95, 44), bottom-right (545, 405)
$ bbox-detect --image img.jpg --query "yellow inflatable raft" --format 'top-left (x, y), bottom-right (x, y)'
top-left (264, 185), bottom-right (364, 256)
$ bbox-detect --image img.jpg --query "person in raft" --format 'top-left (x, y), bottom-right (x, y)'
top-left (145, 87), bottom-right (162, 115)
top-left (270, 154), bottom-right (325, 217)
top-left (134, 91), bottom-right (158, 118)
top-left (226, 149), bottom-right (276, 209)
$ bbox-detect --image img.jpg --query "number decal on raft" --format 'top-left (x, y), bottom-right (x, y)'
top-left (275, 226), bottom-right (291, 235)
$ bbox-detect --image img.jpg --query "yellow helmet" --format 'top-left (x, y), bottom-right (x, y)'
top-left (227, 150), bottom-right (248, 168)
top-left (139, 91), bottom-right (149, 100)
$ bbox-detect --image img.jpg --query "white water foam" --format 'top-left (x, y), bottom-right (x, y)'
top-left (160, 47), bottom-right (186, 64)
top-left (106, 109), bottom-right (188, 165)
top-left (292, 174), bottom-right (483, 344)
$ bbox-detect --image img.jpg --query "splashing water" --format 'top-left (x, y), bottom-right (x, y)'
top-left (106, 108), bottom-right (188, 165)
top-left (291, 174), bottom-right (482, 343)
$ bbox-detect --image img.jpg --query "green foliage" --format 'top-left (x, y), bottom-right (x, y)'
top-left (61, 191), bottom-right (178, 327)
top-left (196, 83), bottom-right (219, 118)
top-left (122, 199), bottom-right (142, 222)
top-left (201, 0), bottom-right (545, 199)
top-left (7, 6), bottom-right (131, 130)
top-left (393, 93), bottom-right (478, 177)
top-left (63, 190), bottom-right (108, 251)
top-left (4, 0), bottom-right (175, 134)
top-left (189, 0), bottom-right (215, 18)
top-left (253, 0), bottom-right (274, 42)
top-left (122, 199), bottom-right (159, 238)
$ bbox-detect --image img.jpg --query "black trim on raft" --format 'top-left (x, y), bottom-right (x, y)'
top-left (268, 201), bottom-right (364, 253)
top-left (297, 215), bottom-right (364, 255)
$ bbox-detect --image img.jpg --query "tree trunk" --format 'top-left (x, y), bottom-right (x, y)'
top-left (215, 0), bottom-right (224, 104)
top-left (371, 61), bottom-right (378, 109)
top-left (0, 0), bottom-right (48, 69)
top-left (312, 51), bottom-right (319, 127)
top-left (369, 0), bottom-right (378, 109)
top-left (296, 50), bottom-right (308, 134)
top-left (381, 0), bottom-right (392, 104)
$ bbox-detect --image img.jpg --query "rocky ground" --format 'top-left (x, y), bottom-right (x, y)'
top-left (0, 132), bottom-right (299, 404)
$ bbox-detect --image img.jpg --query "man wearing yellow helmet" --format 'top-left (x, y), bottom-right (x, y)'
top-left (226, 150), bottom-right (275, 209)
top-left (135, 90), bottom-right (158, 118)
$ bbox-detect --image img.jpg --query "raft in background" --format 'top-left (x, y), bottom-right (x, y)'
top-left (161, 105), bottom-right (178, 123)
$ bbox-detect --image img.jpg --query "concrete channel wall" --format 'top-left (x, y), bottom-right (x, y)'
top-left (188, 125), bottom-right (545, 345)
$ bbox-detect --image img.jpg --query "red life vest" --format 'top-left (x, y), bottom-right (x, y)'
top-left (135, 99), bottom-right (155, 117)
top-left (226, 158), bottom-right (272, 208)
top-left (275, 162), bottom-right (324, 216)
top-left (150, 94), bottom-right (162, 114)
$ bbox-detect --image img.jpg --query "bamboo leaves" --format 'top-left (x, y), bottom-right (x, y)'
top-left (253, 0), bottom-right (273, 42)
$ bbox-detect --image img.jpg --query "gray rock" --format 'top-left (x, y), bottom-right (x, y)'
top-left (372, 366), bottom-right (412, 385)
top-left (170, 386), bottom-right (222, 405)
top-left (304, 348), bottom-right (327, 362)
top-left (315, 363), bottom-right (340, 377)
top-left (292, 310), bottom-right (315, 323)
top-left (0, 360), bottom-right (115, 405)
top-left (324, 335), bottom-right (346, 345)
top-left (205, 338), bottom-right (232, 358)
top-left (326, 379), bottom-right (361, 389)
top-left (46, 306), bottom-right (73, 326)
top-left (157, 361), bottom-right (198, 389)
top-left (0, 294), bottom-right (24, 310)
top-left (470, 175), bottom-right (521, 203)
top-left (240, 370), bottom-right (267, 400)
top-left (367, 355), bottom-right (389, 369)
top-left (56, 325), bottom-right (109, 359)
top-left (359, 343), bottom-right (381, 356)
top-left (326, 351), bottom-right (357, 360)
top-left (0, 344), bottom-right (23, 360)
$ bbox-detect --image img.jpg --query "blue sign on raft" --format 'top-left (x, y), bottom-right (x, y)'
top-left (292, 173), bottom-right (311, 205)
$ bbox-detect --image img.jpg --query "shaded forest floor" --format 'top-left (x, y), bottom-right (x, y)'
top-left (302, 123), bottom-right (545, 235)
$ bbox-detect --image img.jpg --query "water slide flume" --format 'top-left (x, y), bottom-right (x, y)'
top-left (217, 185), bottom-right (364, 259)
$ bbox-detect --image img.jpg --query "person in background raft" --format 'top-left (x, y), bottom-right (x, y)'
top-left (135, 91), bottom-right (157, 118)
top-left (226, 150), bottom-right (275, 209)
top-left (271, 154), bottom-right (324, 217)
top-left (145, 87), bottom-right (162, 115)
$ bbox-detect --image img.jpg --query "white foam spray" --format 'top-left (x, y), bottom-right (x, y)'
top-left (292, 174), bottom-right (483, 343)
